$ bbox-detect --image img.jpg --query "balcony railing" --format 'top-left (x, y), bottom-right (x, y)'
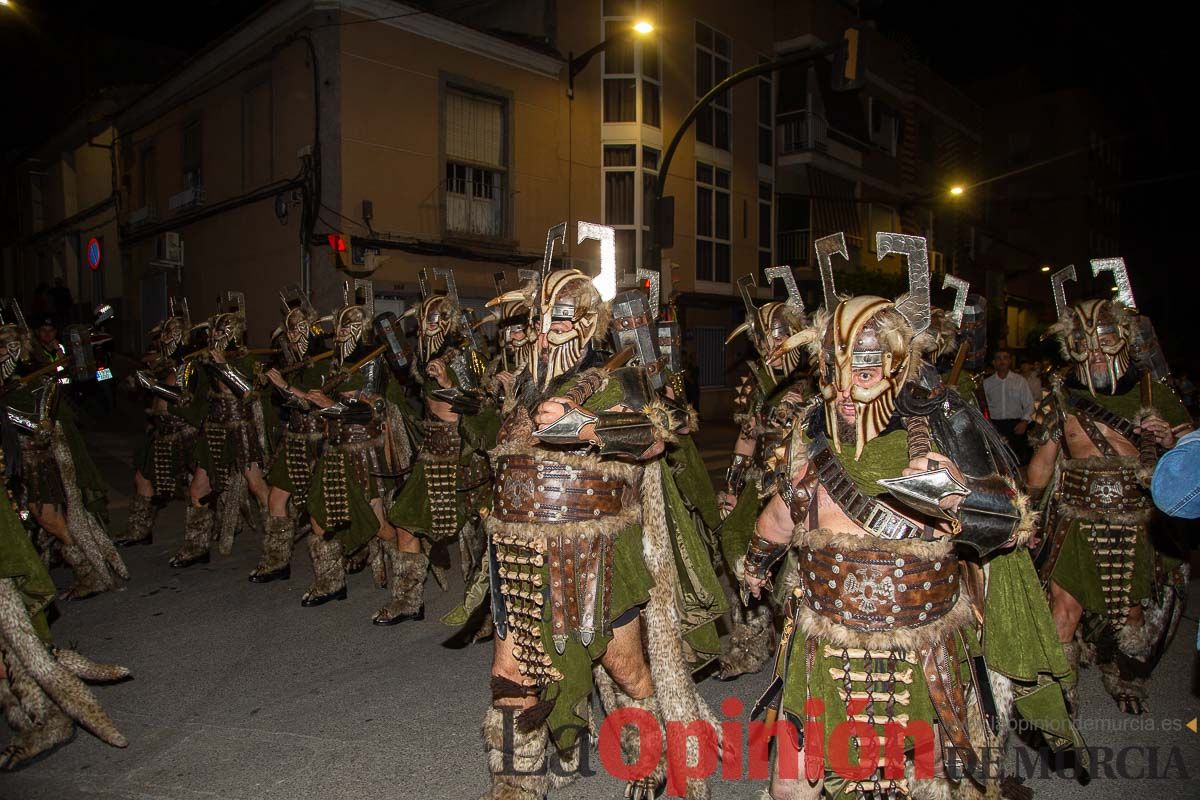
top-left (777, 110), bottom-right (869, 157)
top-left (778, 229), bottom-right (810, 265)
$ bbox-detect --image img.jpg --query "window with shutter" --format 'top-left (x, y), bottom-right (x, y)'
top-left (444, 88), bottom-right (507, 238)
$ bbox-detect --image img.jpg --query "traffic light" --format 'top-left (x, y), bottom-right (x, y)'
top-left (327, 233), bottom-right (349, 270)
top-left (832, 26), bottom-right (865, 92)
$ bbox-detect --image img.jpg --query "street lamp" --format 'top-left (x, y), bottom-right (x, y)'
top-left (950, 185), bottom-right (965, 196)
top-left (567, 20), bottom-right (654, 99)
top-left (1040, 265), bottom-right (1051, 272)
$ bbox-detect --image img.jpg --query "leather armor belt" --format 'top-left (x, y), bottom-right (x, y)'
top-left (151, 412), bottom-right (193, 437)
top-left (920, 637), bottom-right (981, 778)
top-left (1067, 393), bottom-right (1139, 440)
top-left (1060, 462), bottom-right (1148, 512)
top-left (207, 392), bottom-right (249, 422)
top-left (422, 420), bottom-right (460, 458)
top-left (287, 411), bottom-right (325, 435)
top-left (799, 544), bottom-right (959, 632)
top-left (327, 417), bottom-right (382, 446)
top-left (493, 455), bottom-right (632, 524)
top-left (810, 438), bottom-right (927, 541)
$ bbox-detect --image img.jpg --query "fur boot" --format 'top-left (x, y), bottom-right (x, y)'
top-left (480, 705), bottom-right (549, 800)
top-left (1099, 658), bottom-right (1148, 715)
top-left (372, 541), bottom-right (427, 625)
top-left (0, 657), bottom-right (75, 771)
top-left (169, 506), bottom-right (214, 568)
top-left (58, 543), bottom-right (114, 600)
top-left (113, 494), bottom-right (155, 547)
top-left (612, 692), bottom-right (666, 800)
top-left (719, 604), bottom-right (774, 680)
top-left (249, 516), bottom-right (293, 583)
top-left (301, 534), bottom-right (346, 606)
top-left (345, 543), bottom-right (370, 575)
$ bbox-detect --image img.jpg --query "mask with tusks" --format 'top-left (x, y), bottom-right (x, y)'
top-left (1045, 260), bottom-right (1135, 396)
top-left (534, 269), bottom-right (604, 391)
top-left (332, 279), bottom-right (375, 364)
top-left (208, 292), bottom-right (246, 352)
top-left (772, 232), bottom-right (931, 460)
top-left (157, 297), bottom-right (191, 361)
top-left (278, 285), bottom-right (318, 361)
top-left (726, 267), bottom-right (808, 378)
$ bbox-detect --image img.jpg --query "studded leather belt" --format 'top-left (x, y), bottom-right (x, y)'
top-left (326, 417), bottom-right (382, 446)
top-left (799, 545), bottom-right (960, 632)
top-left (207, 392), bottom-right (250, 422)
top-left (493, 455), bottom-right (633, 523)
top-left (287, 410), bottom-right (324, 436)
top-left (1060, 462), bottom-right (1147, 512)
top-left (422, 420), bottom-right (460, 458)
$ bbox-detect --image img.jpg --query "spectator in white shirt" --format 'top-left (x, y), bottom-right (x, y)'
top-left (984, 349), bottom-right (1034, 461)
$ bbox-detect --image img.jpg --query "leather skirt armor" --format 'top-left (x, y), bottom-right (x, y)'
top-left (318, 416), bottom-right (387, 530)
top-left (17, 436), bottom-right (65, 507)
top-left (277, 410), bottom-right (324, 506)
top-left (148, 411), bottom-right (196, 499)
top-left (203, 392), bottom-right (264, 492)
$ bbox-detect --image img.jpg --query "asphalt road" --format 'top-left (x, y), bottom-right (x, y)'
top-left (1, 418), bottom-right (1198, 800)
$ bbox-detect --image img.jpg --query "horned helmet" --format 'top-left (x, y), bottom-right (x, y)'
top-left (534, 268), bottom-right (609, 390)
top-left (483, 271), bottom-right (536, 371)
top-left (276, 284), bottom-right (320, 362)
top-left (398, 268), bottom-right (461, 364)
top-left (774, 233), bottom-right (932, 460)
top-left (207, 292), bottom-right (246, 352)
top-left (332, 279), bottom-right (374, 364)
top-left (1044, 260), bottom-right (1136, 395)
top-left (157, 297), bottom-right (192, 362)
top-left (726, 267), bottom-right (807, 378)
top-left (0, 299), bottom-right (30, 383)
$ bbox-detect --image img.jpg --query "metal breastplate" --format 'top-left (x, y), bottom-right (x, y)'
top-left (799, 544), bottom-right (960, 632)
top-left (493, 455), bottom-right (633, 524)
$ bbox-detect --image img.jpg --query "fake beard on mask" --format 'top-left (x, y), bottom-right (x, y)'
top-left (1086, 363), bottom-right (1115, 394)
top-left (538, 328), bottom-right (585, 390)
top-left (835, 413), bottom-right (858, 447)
top-left (418, 329), bottom-right (447, 363)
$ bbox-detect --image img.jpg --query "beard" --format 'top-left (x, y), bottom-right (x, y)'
top-left (835, 413), bottom-right (857, 446)
top-left (1087, 363), bottom-right (1113, 392)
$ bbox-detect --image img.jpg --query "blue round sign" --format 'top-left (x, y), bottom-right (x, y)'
top-left (87, 237), bottom-right (101, 270)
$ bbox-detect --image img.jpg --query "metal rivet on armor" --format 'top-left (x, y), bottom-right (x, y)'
top-left (814, 601), bottom-right (821, 610)
top-left (586, 488), bottom-right (594, 495)
top-left (809, 572), bottom-right (817, 581)
top-left (885, 615), bottom-right (895, 624)
top-left (834, 553), bottom-right (843, 562)
top-left (934, 561), bottom-right (942, 570)
top-left (918, 612), bottom-right (928, 621)
top-left (831, 565), bottom-right (840, 574)
top-left (897, 583), bottom-right (907, 592)
top-left (925, 602), bottom-right (932, 610)
top-left (843, 611), bottom-right (852, 619)
top-left (895, 558), bottom-right (904, 567)
top-left (891, 604), bottom-right (900, 613)
top-left (593, 509), bottom-right (600, 517)
top-left (948, 574), bottom-right (955, 582)
top-left (923, 581), bottom-right (931, 590)
top-left (894, 569), bottom-right (903, 578)
top-left (808, 553), bottom-right (815, 561)
top-left (828, 579), bottom-right (836, 589)
top-left (533, 502), bottom-right (541, 509)
top-left (835, 599), bottom-right (843, 608)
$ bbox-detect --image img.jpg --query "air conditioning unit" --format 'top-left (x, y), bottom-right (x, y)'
top-left (128, 206), bottom-right (159, 227)
top-left (156, 232), bottom-right (184, 265)
top-left (168, 185), bottom-right (206, 211)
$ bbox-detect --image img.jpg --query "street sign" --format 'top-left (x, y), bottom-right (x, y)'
top-left (86, 237), bottom-right (102, 271)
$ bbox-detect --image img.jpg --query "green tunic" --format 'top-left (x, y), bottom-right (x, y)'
top-left (266, 358), bottom-right (330, 495)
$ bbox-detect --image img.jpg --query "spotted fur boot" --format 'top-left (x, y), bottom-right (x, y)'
top-left (113, 494), bottom-right (155, 547)
top-left (169, 505), bottom-right (214, 568)
top-left (372, 540), bottom-right (426, 626)
top-left (58, 543), bottom-right (112, 601)
top-left (480, 706), bottom-right (549, 800)
top-left (301, 534), bottom-right (346, 607)
top-left (249, 516), bottom-right (293, 583)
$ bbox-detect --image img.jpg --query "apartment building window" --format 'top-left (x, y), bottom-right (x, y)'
top-left (695, 22), bottom-right (731, 151)
top-left (242, 78), bottom-right (274, 190)
top-left (758, 182), bottom-right (776, 291)
top-left (602, 144), bottom-right (659, 272)
top-left (696, 162), bottom-right (731, 283)
top-left (602, 1), bottom-right (661, 127)
top-left (139, 147), bottom-right (157, 210)
top-left (868, 98), bottom-right (898, 157)
top-left (445, 88), bottom-right (508, 239)
top-left (181, 119), bottom-right (202, 188)
top-left (694, 326), bottom-right (727, 387)
top-left (758, 59), bottom-right (773, 166)
top-left (868, 204), bottom-right (897, 253)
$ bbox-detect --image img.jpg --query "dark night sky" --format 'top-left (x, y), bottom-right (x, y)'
top-left (3, 0), bottom-right (1194, 361)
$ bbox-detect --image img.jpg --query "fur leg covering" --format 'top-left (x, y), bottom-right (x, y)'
top-left (304, 534), bottom-right (346, 600)
top-left (719, 604), bottom-right (773, 680)
top-left (638, 463), bottom-right (714, 800)
top-left (1099, 658), bottom-right (1148, 714)
top-left (169, 505), bottom-right (214, 568)
top-left (113, 493), bottom-right (155, 546)
top-left (368, 538), bottom-right (387, 588)
top-left (215, 472), bottom-right (248, 557)
top-left (58, 543), bottom-right (113, 600)
top-left (372, 541), bottom-right (427, 624)
top-left (615, 690), bottom-right (667, 799)
top-left (250, 516), bottom-right (293, 579)
top-left (50, 427), bottom-right (127, 583)
top-left (480, 705), bottom-right (550, 800)
top-left (0, 579), bottom-right (127, 758)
